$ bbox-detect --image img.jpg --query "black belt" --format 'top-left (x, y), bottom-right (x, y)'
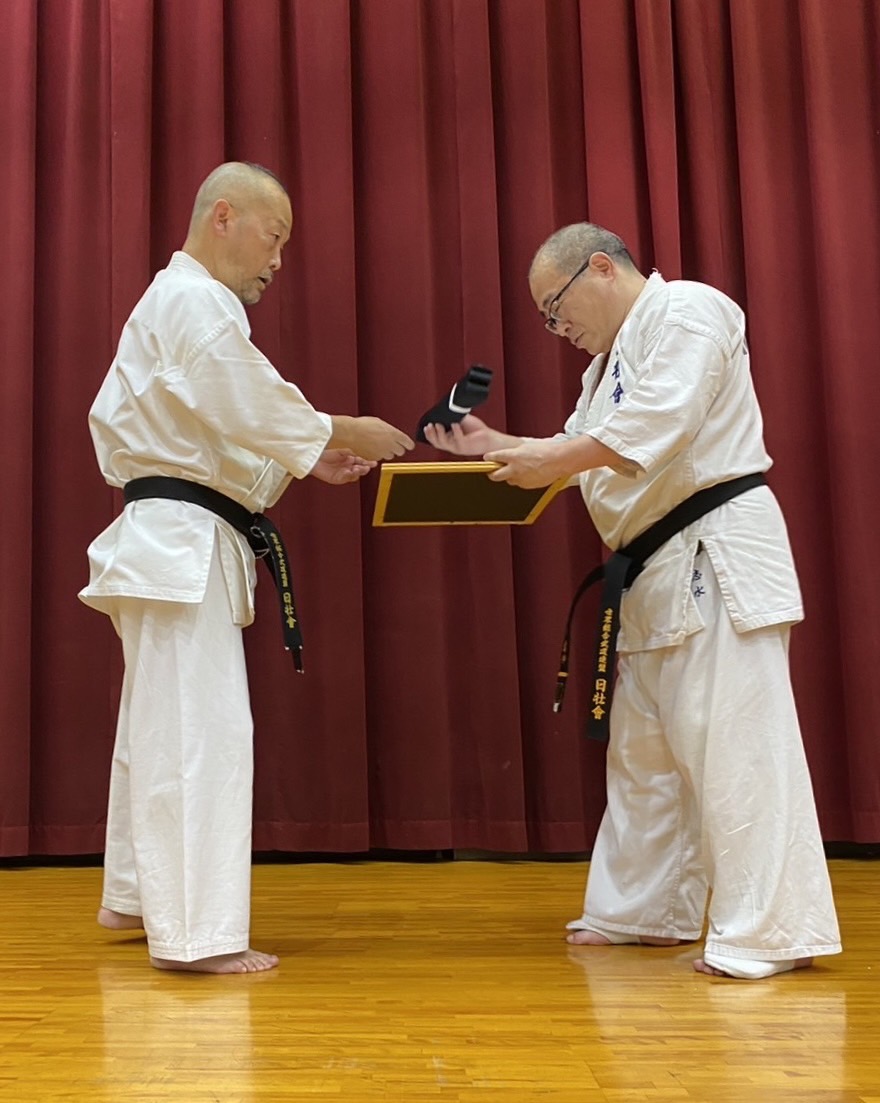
top-left (554, 473), bottom-right (767, 740)
top-left (123, 476), bottom-right (304, 672)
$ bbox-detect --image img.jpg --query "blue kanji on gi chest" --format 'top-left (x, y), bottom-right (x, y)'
top-left (612, 382), bottom-right (624, 404)
top-left (612, 359), bottom-right (621, 379)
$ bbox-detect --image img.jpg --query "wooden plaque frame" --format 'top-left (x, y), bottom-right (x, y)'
top-left (372, 461), bottom-right (566, 527)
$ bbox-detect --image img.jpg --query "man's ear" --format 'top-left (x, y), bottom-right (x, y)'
top-left (590, 252), bottom-right (615, 278)
top-left (212, 199), bottom-right (233, 236)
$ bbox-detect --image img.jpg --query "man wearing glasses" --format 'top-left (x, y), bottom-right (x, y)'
top-left (423, 222), bottom-right (840, 979)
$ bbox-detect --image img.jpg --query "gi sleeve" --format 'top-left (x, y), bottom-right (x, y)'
top-left (589, 322), bottom-right (728, 475)
top-left (156, 315), bottom-right (332, 478)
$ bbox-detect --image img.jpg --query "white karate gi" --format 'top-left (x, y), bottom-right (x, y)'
top-left (562, 273), bottom-right (841, 973)
top-left (79, 252), bottom-right (332, 961)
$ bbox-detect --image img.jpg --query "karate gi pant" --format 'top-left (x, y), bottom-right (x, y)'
top-left (101, 544), bottom-right (254, 962)
top-left (568, 551), bottom-right (841, 969)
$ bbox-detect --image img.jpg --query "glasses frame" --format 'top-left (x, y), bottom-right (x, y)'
top-left (544, 254), bottom-right (595, 332)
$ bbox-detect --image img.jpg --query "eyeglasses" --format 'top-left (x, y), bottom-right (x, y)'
top-left (544, 255), bottom-right (594, 332)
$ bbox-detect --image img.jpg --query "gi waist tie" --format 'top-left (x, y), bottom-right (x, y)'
top-left (123, 476), bottom-right (305, 673)
top-left (554, 473), bottom-right (767, 741)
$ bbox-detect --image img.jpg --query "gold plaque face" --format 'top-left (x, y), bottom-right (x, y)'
top-left (371, 462), bottom-right (566, 527)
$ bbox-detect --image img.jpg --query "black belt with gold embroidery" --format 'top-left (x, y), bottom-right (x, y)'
top-left (554, 473), bottom-right (767, 741)
top-left (123, 476), bottom-right (304, 672)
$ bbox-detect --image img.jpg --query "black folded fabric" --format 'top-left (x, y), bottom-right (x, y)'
top-left (416, 364), bottom-right (493, 443)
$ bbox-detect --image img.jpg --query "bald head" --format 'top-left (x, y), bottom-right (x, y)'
top-left (183, 162), bottom-right (293, 305)
top-left (188, 162), bottom-right (288, 235)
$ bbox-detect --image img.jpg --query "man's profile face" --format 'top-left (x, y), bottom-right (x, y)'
top-left (219, 188), bottom-right (293, 305)
top-left (530, 257), bottom-right (617, 356)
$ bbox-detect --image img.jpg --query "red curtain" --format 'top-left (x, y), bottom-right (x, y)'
top-left (2, 0), bottom-right (878, 856)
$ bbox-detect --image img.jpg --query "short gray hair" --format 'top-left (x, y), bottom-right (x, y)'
top-left (530, 223), bottom-right (635, 279)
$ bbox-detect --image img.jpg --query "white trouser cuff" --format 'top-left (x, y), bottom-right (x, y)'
top-left (566, 920), bottom-right (641, 944)
top-left (703, 953), bottom-right (796, 979)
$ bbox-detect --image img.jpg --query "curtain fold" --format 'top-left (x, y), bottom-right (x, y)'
top-left (2, 0), bottom-right (878, 855)
top-left (0, 0), bottom-right (37, 855)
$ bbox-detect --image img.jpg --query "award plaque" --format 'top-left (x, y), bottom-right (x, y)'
top-left (372, 461), bottom-right (567, 527)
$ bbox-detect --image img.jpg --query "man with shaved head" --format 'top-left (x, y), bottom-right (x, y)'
top-left (80, 162), bottom-right (413, 973)
top-left (425, 222), bottom-right (841, 979)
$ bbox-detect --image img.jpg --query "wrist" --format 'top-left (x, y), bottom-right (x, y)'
top-left (329, 414), bottom-right (356, 451)
top-left (561, 434), bottom-right (621, 476)
top-left (559, 435), bottom-right (597, 478)
top-left (494, 431), bottom-right (523, 451)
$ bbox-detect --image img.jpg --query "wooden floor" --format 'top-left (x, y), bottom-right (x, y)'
top-left (0, 858), bottom-right (876, 1103)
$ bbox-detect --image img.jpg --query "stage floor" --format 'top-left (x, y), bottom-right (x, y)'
top-left (0, 858), bottom-right (875, 1102)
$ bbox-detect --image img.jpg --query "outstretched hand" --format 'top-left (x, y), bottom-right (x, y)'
top-left (351, 417), bottom-right (415, 461)
top-left (311, 449), bottom-right (376, 485)
top-left (422, 415), bottom-right (511, 456)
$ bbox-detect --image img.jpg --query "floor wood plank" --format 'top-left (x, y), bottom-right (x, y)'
top-left (0, 858), bottom-right (875, 1101)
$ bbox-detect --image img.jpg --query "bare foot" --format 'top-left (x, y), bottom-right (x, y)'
top-left (150, 948), bottom-right (280, 974)
top-left (97, 907), bottom-right (144, 931)
top-left (694, 956), bottom-right (813, 978)
top-left (566, 929), bottom-right (682, 946)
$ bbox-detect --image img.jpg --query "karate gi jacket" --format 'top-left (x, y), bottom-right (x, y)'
top-left (561, 272), bottom-right (803, 654)
top-left (79, 252), bottom-right (332, 624)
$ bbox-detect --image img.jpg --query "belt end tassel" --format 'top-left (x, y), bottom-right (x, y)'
top-left (554, 634), bottom-right (570, 713)
top-left (553, 670), bottom-right (568, 713)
